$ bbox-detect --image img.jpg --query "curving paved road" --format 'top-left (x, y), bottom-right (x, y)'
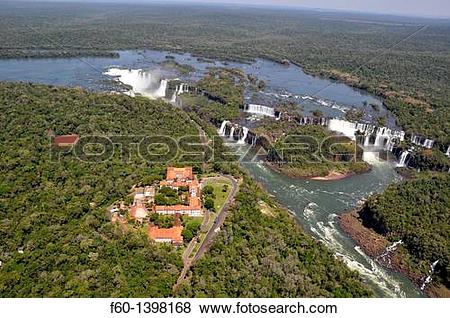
top-left (192, 175), bottom-right (239, 263)
top-left (173, 174), bottom-right (239, 293)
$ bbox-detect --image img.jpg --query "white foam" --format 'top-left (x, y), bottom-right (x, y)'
top-left (104, 68), bottom-right (169, 99)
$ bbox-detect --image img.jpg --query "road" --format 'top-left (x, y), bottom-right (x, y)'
top-left (173, 112), bottom-right (239, 293)
top-left (192, 175), bottom-right (239, 263)
top-left (173, 174), bottom-right (239, 293)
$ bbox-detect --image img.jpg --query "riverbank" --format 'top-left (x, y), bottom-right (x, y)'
top-left (338, 209), bottom-right (450, 298)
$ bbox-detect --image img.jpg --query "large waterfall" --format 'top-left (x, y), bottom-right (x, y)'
top-left (446, 146), bottom-right (450, 157)
top-left (238, 127), bottom-right (249, 144)
top-left (218, 120), bottom-right (229, 136)
top-left (327, 119), bottom-right (359, 140)
top-left (154, 79), bottom-right (168, 98)
top-left (104, 68), bottom-right (174, 100)
top-left (245, 104), bottom-right (275, 117)
top-left (327, 119), bottom-right (414, 167)
top-left (104, 68), bottom-right (151, 97)
top-left (328, 119), bottom-right (405, 152)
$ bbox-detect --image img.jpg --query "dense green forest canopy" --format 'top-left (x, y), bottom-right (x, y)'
top-left (359, 174), bottom-right (450, 289)
top-left (0, 82), bottom-right (372, 297)
top-left (0, 82), bottom-right (198, 296)
top-left (1, 1), bottom-right (449, 142)
top-left (181, 68), bottom-right (246, 123)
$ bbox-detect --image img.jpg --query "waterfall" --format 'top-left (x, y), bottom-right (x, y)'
top-left (446, 146), bottom-right (450, 157)
top-left (177, 83), bottom-right (188, 95)
top-left (218, 120), bottom-right (229, 136)
top-left (424, 139), bottom-right (434, 149)
top-left (330, 119), bottom-right (406, 152)
top-left (385, 139), bottom-right (395, 152)
top-left (104, 68), bottom-right (156, 97)
top-left (154, 79), bottom-right (168, 98)
top-left (377, 240), bottom-right (403, 260)
top-left (411, 134), bottom-right (435, 149)
top-left (238, 127), bottom-right (249, 144)
top-left (327, 119), bottom-right (358, 140)
top-left (170, 83), bottom-right (189, 103)
top-left (245, 104), bottom-right (275, 117)
top-left (397, 151), bottom-right (409, 167)
top-left (251, 136), bottom-right (257, 147)
top-left (421, 260), bottom-right (439, 291)
top-left (431, 260), bottom-right (439, 272)
top-left (374, 129), bottom-right (382, 147)
top-left (362, 151), bottom-right (381, 164)
top-left (229, 126), bottom-right (235, 141)
top-left (170, 91), bottom-right (177, 103)
top-left (363, 135), bottom-right (370, 147)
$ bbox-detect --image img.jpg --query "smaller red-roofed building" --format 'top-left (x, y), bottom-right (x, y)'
top-left (148, 225), bottom-right (183, 245)
top-left (53, 134), bottom-right (80, 147)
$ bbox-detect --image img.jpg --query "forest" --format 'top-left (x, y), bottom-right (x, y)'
top-left (0, 82), bottom-right (198, 296)
top-left (359, 173), bottom-right (450, 289)
top-left (182, 68), bottom-right (247, 124)
top-left (0, 0), bottom-right (449, 299)
top-left (0, 82), bottom-right (372, 297)
top-left (1, 1), bottom-right (449, 145)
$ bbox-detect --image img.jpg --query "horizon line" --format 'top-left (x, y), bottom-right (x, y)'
top-left (3, 0), bottom-right (450, 20)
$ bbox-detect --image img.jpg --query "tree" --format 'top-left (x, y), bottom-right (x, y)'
top-left (204, 198), bottom-right (215, 211)
top-left (182, 228), bottom-right (194, 242)
top-left (377, 116), bottom-right (387, 127)
top-left (257, 80), bottom-right (266, 91)
top-left (312, 109), bottom-right (323, 117)
top-left (202, 185), bottom-right (214, 196)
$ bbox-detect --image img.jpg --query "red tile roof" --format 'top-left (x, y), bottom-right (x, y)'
top-left (154, 204), bottom-right (201, 212)
top-left (148, 225), bottom-right (183, 244)
top-left (166, 167), bottom-right (193, 180)
top-left (160, 179), bottom-right (198, 188)
top-left (155, 167), bottom-right (202, 215)
top-left (54, 134), bottom-right (80, 146)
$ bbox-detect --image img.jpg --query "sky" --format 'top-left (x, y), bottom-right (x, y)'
top-left (18, 0), bottom-right (450, 18)
top-left (176, 0), bottom-right (450, 17)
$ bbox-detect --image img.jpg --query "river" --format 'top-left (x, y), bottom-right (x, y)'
top-left (0, 50), bottom-right (422, 297)
top-left (237, 145), bottom-right (422, 297)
